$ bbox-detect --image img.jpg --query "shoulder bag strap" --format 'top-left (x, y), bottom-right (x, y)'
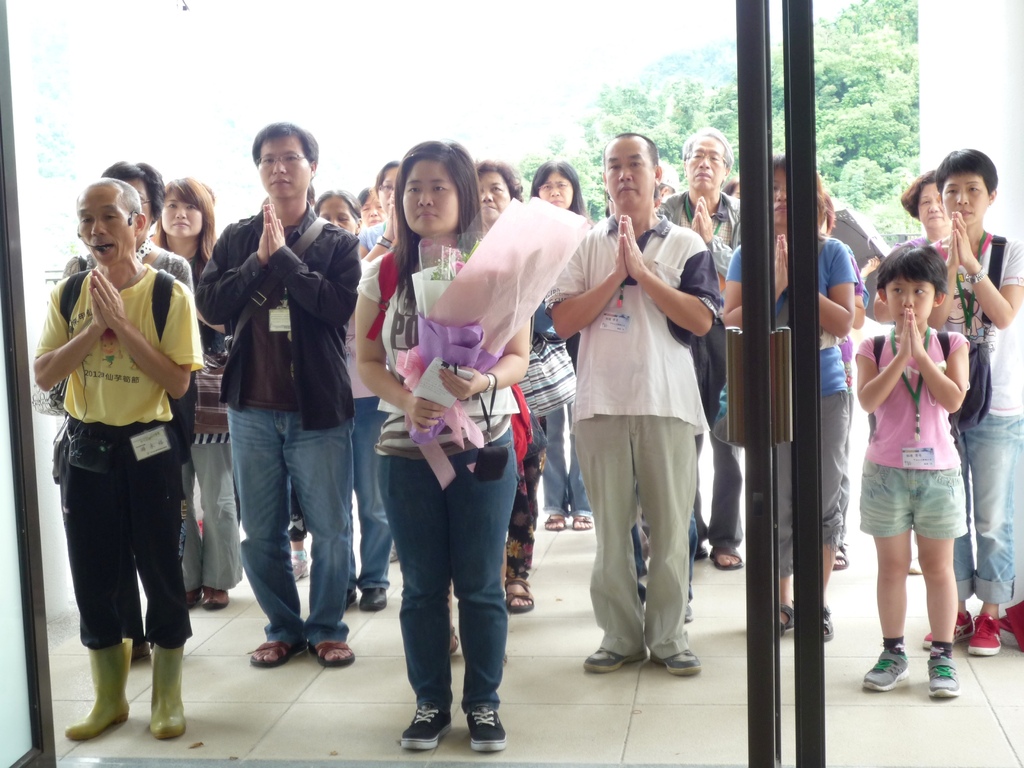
top-left (981, 236), bottom-right (1007, 325)
top-left (367, 252), bottom-right (398, 341)
top-left (234, 216), bottom-right (328, 344)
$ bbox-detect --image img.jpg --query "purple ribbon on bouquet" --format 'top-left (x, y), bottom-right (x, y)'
top-left (408, 315), bottom-right (501, 445)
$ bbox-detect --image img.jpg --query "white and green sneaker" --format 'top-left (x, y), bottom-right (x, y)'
top-left (928, 657), bottom-right (960, 698)
top-left (863, 651), bottom-right (909, 692)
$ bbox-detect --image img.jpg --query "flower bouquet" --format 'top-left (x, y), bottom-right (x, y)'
top-left (395, 198), bottom-right (589, 487)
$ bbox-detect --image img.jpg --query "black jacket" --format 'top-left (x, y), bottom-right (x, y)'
top-left (196, 206), bottom-right (361, 430)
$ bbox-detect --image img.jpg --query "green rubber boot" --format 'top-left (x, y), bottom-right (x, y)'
top-left (150, 645), bottom-right (185, 739)
top-left (65, 639), bottom-right (132, 740)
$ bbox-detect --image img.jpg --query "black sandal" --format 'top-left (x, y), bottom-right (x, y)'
top-left (823, 605), bottom-right (834, 642)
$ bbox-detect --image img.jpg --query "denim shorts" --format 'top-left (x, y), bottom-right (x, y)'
top-left (859, 460), bottom-right (967, 539)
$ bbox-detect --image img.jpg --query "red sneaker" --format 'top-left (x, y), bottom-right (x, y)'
top-left (922, 610), bottom-right (973, 650)
top-left (968, 613), bottom-right (1002, 656)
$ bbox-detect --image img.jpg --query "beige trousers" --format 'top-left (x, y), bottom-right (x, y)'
top-left (576, 415), bottom-right (698, 659)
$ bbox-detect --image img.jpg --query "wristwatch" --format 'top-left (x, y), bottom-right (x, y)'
top-left (484, 373), bottom-right (497, 392)
top-left (376, 235), bottom-right (394, 250)
top-left (964, 269), bottom-right (987, 285)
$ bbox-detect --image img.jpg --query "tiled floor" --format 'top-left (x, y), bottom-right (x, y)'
top-left (50, 413), bottom-right (1024, 767)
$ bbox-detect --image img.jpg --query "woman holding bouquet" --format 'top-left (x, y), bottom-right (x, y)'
top-left (355, 140), bottom-right (530, 753)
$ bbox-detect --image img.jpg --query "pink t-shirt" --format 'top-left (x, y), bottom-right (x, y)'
top-left (857, 331), bottom-right (968, 469)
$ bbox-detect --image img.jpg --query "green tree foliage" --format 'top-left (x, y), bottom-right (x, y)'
top-left (519, 0), bottom-right (920, 235)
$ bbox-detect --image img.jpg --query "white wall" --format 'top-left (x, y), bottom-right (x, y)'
top-left (920, 0), bottom-right (1024, 607)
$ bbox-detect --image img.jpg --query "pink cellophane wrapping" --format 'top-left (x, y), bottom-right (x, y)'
top-left (429, 198), bottom-right (590, 351)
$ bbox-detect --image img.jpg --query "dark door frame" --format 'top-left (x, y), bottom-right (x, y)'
top-left (0, 0), bottom-right (57, 764)
top-left (737, 1), bottom-right (827, 765)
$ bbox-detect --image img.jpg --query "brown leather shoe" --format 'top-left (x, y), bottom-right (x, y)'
top-left (185, 588), bottom-right (203, 608)
top-left (201, 588), bottom-right (229, 610)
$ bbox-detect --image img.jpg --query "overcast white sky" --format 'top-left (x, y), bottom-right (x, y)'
top-left (8, 0), bottom-right (855, 270)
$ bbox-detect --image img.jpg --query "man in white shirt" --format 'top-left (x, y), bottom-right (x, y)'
top-left (548, 133), bottom-right (720, 676)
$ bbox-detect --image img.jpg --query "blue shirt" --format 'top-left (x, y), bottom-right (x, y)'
top-left (727, 237), bottom-right (856, 396)
top-left (358, 222), bottom-right (386, 253)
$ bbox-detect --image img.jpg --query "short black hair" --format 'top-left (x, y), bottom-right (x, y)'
top-left (605, 133), bottom-right (659, 167)
top-left (876, 244), bottom-right (948, 297)
top-left (101, 161), bottom-right (165, 222)
top-left (935, 149), bottom-right (998, 196)
top-left (251, 122), bottom-right (319, 166)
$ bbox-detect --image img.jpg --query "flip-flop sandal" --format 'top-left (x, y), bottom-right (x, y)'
top-left (544, 514), bottom-right (566, 532)
top-left (710, 546), bottom-right (744, 571)
top-left (779, 604), bottom-right (795, 637)
top-left (833, 546), bottom-right (849, 571)
top-left (309, 640), bottom-right (356, 668)
top-left (249, 640), bottom-right (307, 668)
top-left (571, 516), bottom-right (594, 531)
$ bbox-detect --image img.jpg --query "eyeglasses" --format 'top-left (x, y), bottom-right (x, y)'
top-left (378, 183), bottom-right (395, 194)
top-left (540, 181), bottom-right (570, 193)
top-left (688, 150), bottom-right (726, 166)
top-left (258, 153), bottom-right (307, 169)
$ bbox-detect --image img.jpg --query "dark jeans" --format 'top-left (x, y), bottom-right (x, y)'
top-left (382, 431), bottom-right (517, 713)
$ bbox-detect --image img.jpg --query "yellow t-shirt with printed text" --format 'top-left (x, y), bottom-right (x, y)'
top-left (36, 267), bottom-right (203, 426)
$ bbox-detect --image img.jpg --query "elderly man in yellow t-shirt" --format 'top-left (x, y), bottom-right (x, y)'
top-left (35, 179), bottom-right (202, 741)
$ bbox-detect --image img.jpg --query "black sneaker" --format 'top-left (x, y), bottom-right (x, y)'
top-left (400, 703), bottom-right (451, 750)
top-left (467, 705), bottom-right (506, 752)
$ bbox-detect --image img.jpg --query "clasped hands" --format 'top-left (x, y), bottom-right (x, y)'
top-left (613, 215), bottom-right (652, 285)
top-left (257, 203), bottom-right (287, 266)
top-left (946, 211), bottom-right (981, 276)
top-left (893, 305), bottom-right (929, 364)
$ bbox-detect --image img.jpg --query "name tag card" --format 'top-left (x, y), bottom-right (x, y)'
top-left (269, 307), bottom-right (291, 332)
top-left (599, 312), bottom-right (630, 333)
top-left (901, 447), bottom-right (935, 469)
top-left (131, 425), bottom-right (172, 461)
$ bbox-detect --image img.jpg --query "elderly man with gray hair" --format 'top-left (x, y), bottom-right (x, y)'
top-left (35, 178), bottom-right (203, 741)
top-left (661, 127), bottom-right (744, 572)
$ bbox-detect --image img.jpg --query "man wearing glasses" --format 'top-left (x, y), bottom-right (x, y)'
top-left (661, 128), bottom-right (745, 573)
top-left (196, 122), bottom-right (363, 670)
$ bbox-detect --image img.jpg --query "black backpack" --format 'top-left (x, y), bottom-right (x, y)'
top-left (952, 235), bottom-right (1006, 433)
top-left (60, 269), bottom-right (197, 460)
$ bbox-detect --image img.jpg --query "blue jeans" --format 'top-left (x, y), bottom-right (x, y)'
top-left (349, 397), bottom-right (391, 590)
top-left (956, 413), bottom-right (1024, 604)
top-left (228, 407), bottom-right (353, 647)
top-left (542, 403), bottom-right (591, 518)
top-left (381, 431), bottom-right (516, 713)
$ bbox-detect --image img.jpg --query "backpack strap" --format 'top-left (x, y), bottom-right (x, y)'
top-left (152, 269), bottom-right (175, 340)
top-left (872, 335), bottom-right (885, 366)
top-left (981, 236), bottom-right (1007, 325)
top-left (59, 270), bottom-right (90, 326)
top-left (367, 252), bottom-right (398, 341)
top-left (937, 331), bottom-right (950, 360)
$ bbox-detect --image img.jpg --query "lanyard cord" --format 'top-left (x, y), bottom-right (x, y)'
top-left (684, 196), bottom-right (724, 238)
top-left (890, 326), bottom-right (931, 442)
top-left (954, 231), bottom-right (991, 331)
